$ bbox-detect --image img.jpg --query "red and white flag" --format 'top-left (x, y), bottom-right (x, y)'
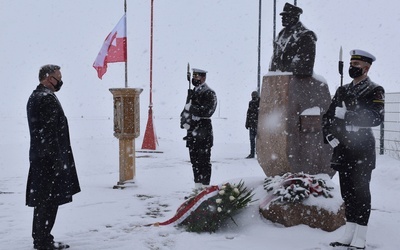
top-left (93, 14), bottom-right (127, 79)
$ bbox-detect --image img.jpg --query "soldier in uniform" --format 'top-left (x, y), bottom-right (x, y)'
top-left (180, 68), bottom-right (217, 190)
top-left (322, 50), bottom-right (385, 249)
top-left (269, 2), bottom-right (317, 77)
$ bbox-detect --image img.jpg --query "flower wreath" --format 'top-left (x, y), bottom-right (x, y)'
top-left (262, 172), bottom-right (334, 204)
top-left (152, 181), bottom-right (254, 233)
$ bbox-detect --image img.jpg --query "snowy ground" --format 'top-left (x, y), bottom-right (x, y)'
top-left (1, 117), bottom-right (399, 250)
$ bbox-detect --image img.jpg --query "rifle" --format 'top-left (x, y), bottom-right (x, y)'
top-left (337, 46), bottom-right (345, 106)
top-left (187, 62), bottom-right (191, 89)
top-left (338, 46), bottom-right (343, 87)
top-left (181, 63), bottom-right (193, 130)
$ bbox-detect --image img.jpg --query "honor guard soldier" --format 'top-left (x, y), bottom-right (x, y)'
top-left (323, 50), bottom-right (385, 249)
top-left (180, 68), bottom-right (217, 190)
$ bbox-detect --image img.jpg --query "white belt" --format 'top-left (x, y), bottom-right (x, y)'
top-left (346, 125), bottom-right (367, 132)
top-left (192, 115), bottom-right (211, 121)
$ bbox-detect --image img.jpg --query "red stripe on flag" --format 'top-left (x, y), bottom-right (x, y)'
top-left (106, 37), bottom-right (127, 63)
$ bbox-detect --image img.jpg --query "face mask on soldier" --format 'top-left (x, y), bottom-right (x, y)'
top-left (348, 65), bottom-right (364, 79)
top-left (191, 78), bottom-right (201, 87)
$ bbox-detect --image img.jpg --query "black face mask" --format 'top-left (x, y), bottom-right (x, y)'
top-left (191, 78), bottom-right (201, 87)
top-left (51, 76), bottom-right (63, 91)
top-left (348, 66), bottom-right (363, 79)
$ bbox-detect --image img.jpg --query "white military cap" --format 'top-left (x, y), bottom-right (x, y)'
top-left (350, 49), bottom-right (376, 64)
top-left (192, 68), bottom-right (208, 75)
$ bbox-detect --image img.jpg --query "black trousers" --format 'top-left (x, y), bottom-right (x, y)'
top-left (339, 166), bottom-right (372, 226)
top-left (32, 203), bottom-right (59, 247)
top-left (248, 127), bottom-right (257, 155)
top-left (189, 147), bottom-right (212, 185)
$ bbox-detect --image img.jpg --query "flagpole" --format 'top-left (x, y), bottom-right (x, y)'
top-left (140, 0), bottom-right (158, 151)
top-left (124, 0), bottom-right (128, 88)
top-left (257, 0), bottom-right (262, 93)
top-left (273, 0), bottom-right (276, 55)
top-left (149, 0), bottom-right (154, 107)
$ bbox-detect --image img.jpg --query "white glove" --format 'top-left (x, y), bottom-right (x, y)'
top-left (184, 103), bottom-right (191, 111)
top-left (335, 102), bottom-right (347, 119)
top-left (326, 134), bottom-right (339, 148)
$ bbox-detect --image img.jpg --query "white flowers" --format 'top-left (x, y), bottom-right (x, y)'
top-left (215, 183), bottom-right (240, 213)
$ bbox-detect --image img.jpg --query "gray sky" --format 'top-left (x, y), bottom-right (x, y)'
top-left (1, 0), bottom-right (398, 124)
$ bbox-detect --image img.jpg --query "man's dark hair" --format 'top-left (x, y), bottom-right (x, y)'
top-left (38, 64), bottom-right (61, 81)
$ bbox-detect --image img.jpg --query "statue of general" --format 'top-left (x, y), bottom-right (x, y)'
top-left (269, 3), bottom-right (317, 77)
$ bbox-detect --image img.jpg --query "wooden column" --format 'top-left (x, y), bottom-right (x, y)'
top-left (109, 88), bottom-right (143, 188)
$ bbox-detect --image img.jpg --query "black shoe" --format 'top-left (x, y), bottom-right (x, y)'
top-left (245, 154), bottom-right (255, 159)
top-left (53, 242), bottom-right (70, 249)
top-left (329, 241), bottom-right (350, 247)
top-left (347, 246), bottom-right (365, 250)
top-left (35, 242), bottom-right (70, 250)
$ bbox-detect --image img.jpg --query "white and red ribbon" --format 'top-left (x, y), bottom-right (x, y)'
top-left (153, 185), bottom-right (220, 227)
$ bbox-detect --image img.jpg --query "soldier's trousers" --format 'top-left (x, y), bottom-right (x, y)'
top-left (339, 166), bottom-right (373, 226)
top-left (189, 147), bottom-right (212, 185)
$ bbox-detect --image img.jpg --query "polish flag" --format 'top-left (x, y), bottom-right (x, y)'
top-left (93, 14), bottom-right (127, 79)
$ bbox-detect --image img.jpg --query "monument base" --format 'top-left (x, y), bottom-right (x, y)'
top-left (256, 74), bottom-right (334, 177)
top-left (260, 202), bottom-right (345, 232)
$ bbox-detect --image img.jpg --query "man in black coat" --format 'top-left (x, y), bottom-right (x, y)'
top-left (245, 91), bottom-right (260, 158)
top-left (180, 68), bottom-right (217, 190)
top-left (269, 2), bottom-right (317, 77)
top-left (322, 50), bottom-right (384, 249)
top-left (26, 64), bottom-right (80, 250)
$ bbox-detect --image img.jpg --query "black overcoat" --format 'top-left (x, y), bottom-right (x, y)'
top-left (322, 77), bottom-right (385, 171)
top-left (26, 84), bottom-right (80, 207)
top-left (245, 97), bottom-right (260, 129)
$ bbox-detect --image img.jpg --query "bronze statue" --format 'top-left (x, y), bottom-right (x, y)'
top-left (269, 3), bottom-right (317, 77)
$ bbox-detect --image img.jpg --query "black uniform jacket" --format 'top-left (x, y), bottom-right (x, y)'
top-left (181, 83), bottom-right (217, 149)
top-left (322, 77), bottom-right (384, 171)
top-left (26, 84), bottom-right (80, 207)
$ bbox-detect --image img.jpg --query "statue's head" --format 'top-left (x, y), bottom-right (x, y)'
top-left (280, 3), bottom-right (302, 27)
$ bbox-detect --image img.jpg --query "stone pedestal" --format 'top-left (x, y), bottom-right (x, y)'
top-left (260, 202), bottom-right (345, 232)
top-left (109, 88), bottom-right (143, 188)
top-left (256, 74), bottom-right (335, 177)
